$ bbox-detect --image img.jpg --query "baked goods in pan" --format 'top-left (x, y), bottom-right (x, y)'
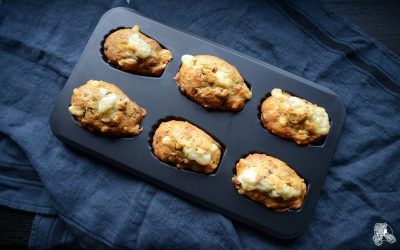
top-left (68, 80), bottom-right (146, 137)
top-left (152, 120), bottom-right (221, 174)
top-left (103, 25), bottom-right (172, 76)
top-left (174, 55), bottom-right (252, 111)
top-left (260, 88), bottom-right (330, 145)
top-left (232, 153), bottom-right (306, 212)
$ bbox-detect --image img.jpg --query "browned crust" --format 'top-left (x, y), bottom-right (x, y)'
top-left (260, 89), bottom-right (329, 145)
top-left (69, 80), bottom-right (146, 137)
top-left (174, 55), bottom-right (252, 111)
top-left (232, 153), bottom-right (306, 212)
top-left (152, 120), bottom-right (221, 174)
top-left (104, 25), bottom-right (172, 76)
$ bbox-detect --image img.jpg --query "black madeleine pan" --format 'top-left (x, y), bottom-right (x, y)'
top-left (50, 7), bottom-right (346, 239)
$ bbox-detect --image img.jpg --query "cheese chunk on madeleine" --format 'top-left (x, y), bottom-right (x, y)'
top-left (174, 55), bottom-right (252, 111)
top-left (152, 120), bottom-right (221, 174)
top-left (104, 25), bottom-right (172, 76)
top-left (232, 153), bottom-right (307, 212)
top-left (260, 88), bottom-right (330, 144)
top-left (68, 80), bottom-right (146, 137)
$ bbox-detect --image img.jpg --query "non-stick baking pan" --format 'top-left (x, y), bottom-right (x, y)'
top-left (50, 7), bottom-right (346, 239)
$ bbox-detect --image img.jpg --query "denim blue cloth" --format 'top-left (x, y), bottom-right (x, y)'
top-left (1, 0), bottom-right (399, 249)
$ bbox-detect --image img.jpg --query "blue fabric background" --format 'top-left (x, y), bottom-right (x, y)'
top-left (0, 0), bottom-right (399, 249)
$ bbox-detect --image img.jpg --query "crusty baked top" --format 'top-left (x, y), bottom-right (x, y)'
top-left (261, 88), bottom-right (330, 144)
top-left (152, 120), bottom-right (221, 173)
top-left (68, 80), bottom-right (146, 137)
top-left (236, 154), bottom-right (305, 200)
top-left (104, 25), bottom-right (172, 76)
top-left (174, 54), bottom-right (252, 111)
top-left (233, 153), bottom-right (307, 211)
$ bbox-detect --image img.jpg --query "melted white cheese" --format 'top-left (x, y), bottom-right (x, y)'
top-left (311, 107), bottom-right (330, 134)
top-left (182, 145), bottom-right (213, 166)
top-left (98, 93), bottom-right (118, 114)
top-left (288, 96), bottom-right (306, 107)
top-left (271, 88), bottom-right (286, 98)
top-left (272, 88), bottom-right (330, 135)
top-left (237, 167), bottom-right (301, 200)
top-left (181, 54), bottom-right (194, 64)
top-left (215, 70), bottom-right (234, 88)
top-left (68, 105), bottom-right (85, 116)
top-left (128, 34), bottom-right (152, 59)
top-left (99, 88), bottom-right (108, 96)
top-left (210, 144), bottom-right (218, 153)
top-left (162, 136), bottom-right (171, 144)
top-left (237, 167), bottom-right (258, 188)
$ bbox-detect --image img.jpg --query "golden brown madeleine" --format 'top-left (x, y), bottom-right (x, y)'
top-left (260, 88), bottom-right (330, 145)
top-left (103, 25), bottom-right (172, 76)
top-left (152, 120), bottom-right (221, 174)
top-left (174, 55), bottom-right (252, 111)
top-left (68, 80), bottom-right (146, 137)
top-left (232, 153), bottom-right (306, 212)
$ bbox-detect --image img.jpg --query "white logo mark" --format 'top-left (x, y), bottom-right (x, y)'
top-left (373, 222), bottom-right (396, 246)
